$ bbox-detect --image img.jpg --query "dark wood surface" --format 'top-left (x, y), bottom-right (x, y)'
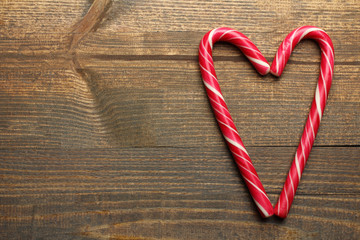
top-left (1, 0), bottom-right (359, 239)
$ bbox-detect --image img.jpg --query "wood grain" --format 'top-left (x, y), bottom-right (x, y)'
top-left (0, 147), bottom-right (359, 239)
top-left (0, 0), bottom-right (359, 239)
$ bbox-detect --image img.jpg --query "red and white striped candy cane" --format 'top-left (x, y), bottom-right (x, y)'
top-left (271, 26), bottom-right (334, 218)
top-left (199, 27), bottom-right (274, 218)
top-left (198, 26), bottom-right (334, 218)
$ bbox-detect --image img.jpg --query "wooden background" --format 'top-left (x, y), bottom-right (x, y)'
top-left (1, 0), bottom-right (359, 239)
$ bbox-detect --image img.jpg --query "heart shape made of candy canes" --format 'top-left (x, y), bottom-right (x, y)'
top-left (199, 26), bottom-right (334, 218)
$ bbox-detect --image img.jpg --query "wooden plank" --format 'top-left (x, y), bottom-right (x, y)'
top-left (0, 147), bottom-right (359, 239)
top-left (1, 58), bottom-right (359, 148)
top-left (1, 1), bottom-right (359, 58)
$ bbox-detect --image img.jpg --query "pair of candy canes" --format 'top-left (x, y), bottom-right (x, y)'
top-left (199, 26), bottom-right (334, 218)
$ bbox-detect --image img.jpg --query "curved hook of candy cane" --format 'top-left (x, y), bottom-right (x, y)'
top-left (270, 26), bottom-right (334, 218)
top-left (199, 27), bottom-right (274, 218)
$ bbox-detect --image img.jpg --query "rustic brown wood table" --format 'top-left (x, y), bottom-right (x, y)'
top-left (1, 0), bottom-right (359, 239)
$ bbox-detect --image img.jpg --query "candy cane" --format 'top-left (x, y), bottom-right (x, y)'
top-left (271, 26), bottom-right (334, 218)
top-left (198, 26), bottom-right (334, 218)
top-left (199, 27), bottom-right (274, 218)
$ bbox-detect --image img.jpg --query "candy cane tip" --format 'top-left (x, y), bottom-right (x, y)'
top-left (270, 68), bottom-right (280, 77)
top-left (275, 212), bottom-right (288, 219)
top-left (261, 211), bottom-right (274, 218)
top-left (263, 67), bottom-right (270, 75)
top-left (253, 199), bottom-right (273, 218)
top-left (274, 205), bottom-right (288, 218)
top-left (263, 209), bottom-right (274, 218)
